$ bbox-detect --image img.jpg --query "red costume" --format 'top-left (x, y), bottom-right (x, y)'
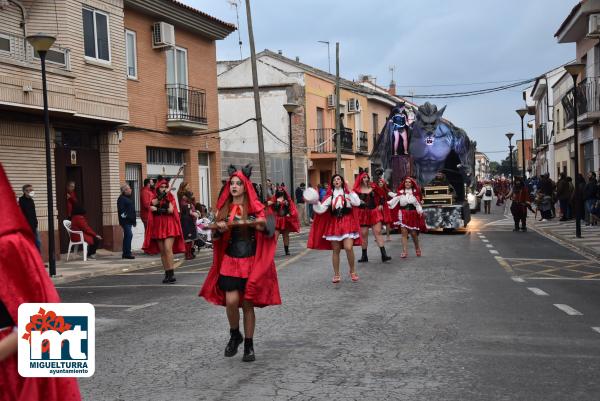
top-left (353, 172), bottom-right (384, 227)
top-left (269, 187), bottom-right (300, 233)
top-left (200, 170), bottom-right (281, 308)
top-left (142, 180), bottom-right (185, 255)
top-left (66, 191), bottom-right (78, 218)
top-left (140, 185), bottom-right (154, 226)
top-left (307, 184), bottom-right (362, 250)
top-left (70, 214), bottom-right (97, 245)
top-left (375, 178), bottom-right (394, 226)
top-left (0, 164), bottom-right (81, 401)
top-left (388, 177), bottom-right (427, 232)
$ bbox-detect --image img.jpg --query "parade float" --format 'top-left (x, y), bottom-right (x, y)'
top-left (372, 102), bottom-right (475, 230)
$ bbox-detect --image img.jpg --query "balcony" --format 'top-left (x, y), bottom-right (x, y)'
top-left (562, 77), bottom-right (600, 129)
top-left (311, 128), bottom-right (353, 155)
top-left (357, 130), bottom-right (368, 154)
top-left (535, 123), bottom-right (548, 150)
top-left (166, 84), bottom-right (207, 130)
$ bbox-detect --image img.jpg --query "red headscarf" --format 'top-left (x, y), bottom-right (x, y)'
top-left (353, 172), bottom-right (371, 193)
top-left (0, 164), bottom-right (81, 401)
top-left (374, 177), bottom-right (390, 198)
top-left (397, 176), bottom-right (423, 202)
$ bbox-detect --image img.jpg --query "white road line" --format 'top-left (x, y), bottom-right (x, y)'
top-left (481, 239), bottom-right (490, 243)
top-left (479, 235), bottom-right (487, 239)
top-left (477, 232), bottom-right (482, 235)
top-left (125, 302), bottom-right (158, 312)
top-left (527, 287), bottom-right (549, 296)
top-left (554, 304), bottom-right (583, 316)
top-left (592, 327), bottom-right (600, 335)
top-left (486, 244), bottom-right (494, 248)
top-left (56, 284), bottom-right (200, 289)
top-left (511, 277), bottom-right (525, 283)
top-left (489, 250), bottom-right (499, 255)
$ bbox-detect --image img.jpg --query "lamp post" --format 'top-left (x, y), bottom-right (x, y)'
top-left (516, 108), bottom-right (528, 180)
top-left (283, 103), bottom-right (299, 201)
top-left (565, 62), bottom-right (586, 238)
top-left (27, 33), bottom-right (57, 276)
top-left (506, 133), bottom-right (515, 183)
top-left (317, 40), bottom-right (330, 74)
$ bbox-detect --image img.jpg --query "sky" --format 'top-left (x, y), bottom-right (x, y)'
top-left (184, 0), bottom-right (577, 162)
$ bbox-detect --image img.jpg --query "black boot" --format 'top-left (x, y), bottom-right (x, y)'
top-left (358, 249), bottom-right (368, 263)
top-left (242, 338), bottom-right (255, 362)
top-left (163, 269), bottom-right (176, 284)
top-left (224, 328), bottom-right (243, 357)
top-left (284, 245), bottom-right (290, 256)
top-left (162, 270), bottom-right (170, 284)
top-left (380, 246), bottom-right (392, 262)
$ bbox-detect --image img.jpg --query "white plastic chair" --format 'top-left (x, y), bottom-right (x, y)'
top-left (63, 220), bottom-right (88, 262)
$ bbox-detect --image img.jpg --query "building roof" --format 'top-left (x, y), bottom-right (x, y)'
top-left (555, 1), bottom-right (584, 38)
top-left (168, 0), bottom-right (237, 30)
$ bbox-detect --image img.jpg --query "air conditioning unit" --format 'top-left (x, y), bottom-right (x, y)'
top-left (347, 98), bottom-right (360, 113)
top-left (326, 94), bottom-right (335, 108)
top-left (589, 14), bottom-right (600, 37)
top-left (152, 22), bottom-right (175, 49)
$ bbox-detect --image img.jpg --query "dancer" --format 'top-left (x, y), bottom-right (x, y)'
top-left (507, 176), bottom-right (530, 232)
top-left (306, 174), bottom-right (362, 283)
top-left (0, 164), bottom-right (81, 401)
top-left (177, 182), bottom-right (199, 260)
top-left (388, 177), bottom-right (426, 258)
top-left (267, 185), bottom-right (300, 255)
top-left (143, 178), bottom-right (186, 283)
top-left (200, 164), bottom-right (280, 363)
top-left (353, 170), bottom-right (392, 263)
top-left (375, 176), bottom-right (394, 241)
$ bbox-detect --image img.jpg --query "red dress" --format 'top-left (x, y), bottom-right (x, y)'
top-left (139, 186), bottom-right (154, 225)
top-left (142, 191), bottom-right (185, 255)
top-left (69, 215), bottom-right (97, 245)
top-left (308, 189), bottom-right (362, 250)
top-left (389, 187), bottom-right (427, 232)
top-left (269, 191), bottom-right (300, 233)
top-left (66, 191), bottom-right (78, 217)
top-left (0, 164), bottom-right (81, 401)
top-left (352, 173), bottom-right (383, 227)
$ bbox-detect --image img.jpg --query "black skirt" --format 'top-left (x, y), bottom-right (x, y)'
top-left (218, 275), bottom-right (247, 292)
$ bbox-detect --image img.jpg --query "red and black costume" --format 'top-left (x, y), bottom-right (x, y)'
top-left (142, 179), bottom-right (185, 255)
top-left (200, 171), bottom-right (281, 307)
top-left (388, 177), bottom-right (427, 232)
top-left (510, 181), bottom-right (530, 232)
top-left (375, 178), bottom-right (394, 228)
top-left (0, 164), bottom-right (81, 401)
top-left (269, 187), bottom-right (300, 234)
top-left (353, 172), bottom-right (384, 227)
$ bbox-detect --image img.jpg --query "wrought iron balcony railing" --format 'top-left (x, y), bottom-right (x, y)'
top-left (562, 77), bottom-right (600, 124)
top-left (311, 128), bottom-right (353, 154)
top-left (166, 84), bottom-right (207, 125)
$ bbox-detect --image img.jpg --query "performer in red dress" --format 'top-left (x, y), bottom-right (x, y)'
top-left (375, 175), bottom-right (395, 241)
top-left (0, 164), bottom-right (81, 401)
top-left (142, 179), bottom-right (185, 284)
top-left (306, 174), bottom-right (362, 283)
top-left (267, 185), bottom-right (300, 255)
top-left (388, 176), bottom-right (427, 258)
top-left (200, 164), bottom-right (280, 363)
top-left (66, 181), bottom-right (78, 218)
top-left (353, 170), bottom-right (392, 263)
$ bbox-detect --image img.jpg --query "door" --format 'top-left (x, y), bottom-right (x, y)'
top-left (198, 153), bottom-right (211, 207)
top-left (166, 47), bottom-right (188, 118)
top-left (125, 163), bottom-right (141, 215)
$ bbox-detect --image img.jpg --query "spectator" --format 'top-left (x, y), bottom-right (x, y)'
top-left (266, 178), bottom-right (275, 198)
top-left (319, 183), bottom-right (327, 201)
top-left (574, 174), bottom-right (586, 222)
top-left (140, 178), bottom-right (155, 232)
top-left (307, 183), bottom-right (314, 222)
top-left (477, 180), bottom-right (494, 214)
top-left (584, 172), bottom-right (597, 226)
top-left (556, 173), bottom-right (572, 221)
top-left (295, 183), bottom-right (307, 225)
top-left (18, 184), bottom-right (40, 250)
top-left (118, 184), bottom-right (136, 260)
top-left (177, 182), bottom-right (199, 260)
top-left (70, 204), bottom-right (102, 259)
top-left (66, 181), bottom-right (78, 218)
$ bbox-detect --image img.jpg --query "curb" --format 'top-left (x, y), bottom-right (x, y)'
top-left (531, 225), bottom-right (600, 260)
top-left (51, 257), bottom-right (166, 285)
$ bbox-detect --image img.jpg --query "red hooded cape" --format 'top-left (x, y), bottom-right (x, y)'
top-left (199, 171), bottom-right (281, 308)
top-left (269, 186), bottom-right (300, 233)
top-left (376, 178), bottom-right (394, 225)
top-left (0, 164), bottom-right (81, 401)
top-left (307, 183), bottom-right (362, 250)
top-left (142, 179), bottom-right (186, 255)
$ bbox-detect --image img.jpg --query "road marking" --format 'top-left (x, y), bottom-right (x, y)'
top-left (494, 256), bottom-right (513, 273)
top-left (277, 249), bottom-right (310, 271)
top-left (93, 302), bottom-right (158, 312)
top-left (56, 284), bottom-right (200, 289)
top-left (527, 287), bottom-right (549, 296)
top-left (479, 235), bottom-right (486, 239)
top-left (481, 239), bottom-right (489, 243)
top-left (554, 304), bottom-right (583, 316)
top-left (126, 302), bottom-right (158, 312)
top-left (592, 327), bottom-right (600, 335)
top-left (511, 277), bottom-right (525, 283)
top-left (486, 244), bottom-right (494, 248)
top-left (489, 249), bottom-right (499, 255)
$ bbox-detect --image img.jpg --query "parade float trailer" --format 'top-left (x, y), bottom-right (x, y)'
top-left (372, 102), bottom-right (475, 231)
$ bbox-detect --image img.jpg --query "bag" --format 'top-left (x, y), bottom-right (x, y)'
top-left (485, 189), bottom-right (492, 197)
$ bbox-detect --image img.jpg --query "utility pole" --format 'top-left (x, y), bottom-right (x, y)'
top-left (335, 42), bottom-right (341, 174)
top-left (244, 0), bottom-right (268, 199)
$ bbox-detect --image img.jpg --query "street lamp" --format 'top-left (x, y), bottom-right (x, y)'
top-left (565, 62), bottom-right (586, 238)
top-left (283, 102), bottom-right (299, 201)
top-left (27, 33), bottom-right (57, 276)
top-left (505, 132), bottom-right (515, 183)
top-left (516, 108), bottom-right (528, 179)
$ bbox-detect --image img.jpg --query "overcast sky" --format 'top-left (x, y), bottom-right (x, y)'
top-left (184, 0), bottom-right (576, 162)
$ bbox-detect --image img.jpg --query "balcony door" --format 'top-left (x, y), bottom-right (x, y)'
top-left (166, 47), bottom-right (188, 119)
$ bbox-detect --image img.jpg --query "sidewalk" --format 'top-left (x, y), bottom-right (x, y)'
top-left (529, 216), bottom-right (600, 259)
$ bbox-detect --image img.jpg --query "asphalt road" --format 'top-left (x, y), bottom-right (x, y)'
top-left (58, 205), bottom-right (600, 401)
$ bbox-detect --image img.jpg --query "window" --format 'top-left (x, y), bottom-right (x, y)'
top-left (82, 8), bottom-right (110, 62)
top-left (166, 47), bottom-right (188, 85)
top-left (0, 34), bottom-right (10, 53)
top-left (316, 107), bottom-right (324, 129)
top-left (372, 113), bottom-right (378, 134)
top-left (146, 147), bottom-right (184, 165)
top-left (125, 30), bottom-right (137, 78)
top-left (556, 108), bottom-right (560, 132)
top-left (33, 48), bottom-right (68, 66)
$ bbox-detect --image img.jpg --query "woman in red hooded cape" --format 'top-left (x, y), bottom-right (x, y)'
top-left (0, 164), bottom-right (81, 401)
top-left (353, 169), bottom-right (392, 263)
top-left (267, 185), bottom-right (300, 256)
top-left (375, 175), bottom-right (395, 242)
top-left (306, 174), bottom-right (362, 283)
top-left (199, 164), bottom-right (280, 363)
top-left (388, 176), bottom-right (427, 258)
top-left (142, 178), bottom-right (186, 284)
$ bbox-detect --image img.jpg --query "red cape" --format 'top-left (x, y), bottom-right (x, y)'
top-left (269, 188), bottom-right (300, 233)
top-left (142, 187), bottom-right (186, 255)
top-left (199, 171), bottom-right (281, 307)
top-left (0, 164), bottom-right (81, 401)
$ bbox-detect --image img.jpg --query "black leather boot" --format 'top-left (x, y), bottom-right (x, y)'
top-left (167, 269), bottom-right (176, 283)
top-left (380, 246), bottom-right (391, 262)
top-left (242, 338), bottom-right (255, 362)
top-left (162, 271), bottom-right (170, 284)
top-left (224, 328), bottom-right (243, 357)
top-left (358, 249), bottom-right (368, 263)
top-left (284, 245), bottom-right (290, 256)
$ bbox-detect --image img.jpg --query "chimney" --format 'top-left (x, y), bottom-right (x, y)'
top-left (388, 80), bottom-right (396, 96)
top-left (278, 50), bottom-right (282, 55)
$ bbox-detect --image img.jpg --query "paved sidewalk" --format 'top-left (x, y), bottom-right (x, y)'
top-left (531, 218), bottom-right (600, 258)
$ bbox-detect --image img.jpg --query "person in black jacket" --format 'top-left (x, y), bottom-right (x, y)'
top-left (117, 184), bottom-right (136, 259)
top-left (18, 184), bottom-right (40, 251)
top-left (584, 172), bottom-right (597, 225)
